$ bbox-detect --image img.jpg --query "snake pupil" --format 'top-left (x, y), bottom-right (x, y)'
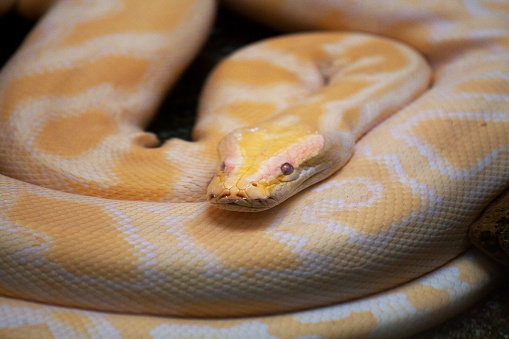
top-left (220, 161), bottom-right (225, 170)
top-left (281, 163), bottom-right (294, 175)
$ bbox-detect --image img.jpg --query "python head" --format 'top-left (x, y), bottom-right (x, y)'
top-left (206, 119), bottom-right (353, 212)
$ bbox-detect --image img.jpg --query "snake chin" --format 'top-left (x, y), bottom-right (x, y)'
top-left (208, 194), bottom-right (279, 212)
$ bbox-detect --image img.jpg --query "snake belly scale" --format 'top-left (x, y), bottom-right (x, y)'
top-left (0, 0), bottom-right (508, 338)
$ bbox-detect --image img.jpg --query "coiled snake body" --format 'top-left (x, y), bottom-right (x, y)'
top-left (0, 0), bottom-right (508, 338)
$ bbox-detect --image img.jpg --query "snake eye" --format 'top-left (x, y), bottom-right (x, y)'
top-left (220, 161), bottom-right (225, 170)
top-left (281, 163), bottom-right (294, 175)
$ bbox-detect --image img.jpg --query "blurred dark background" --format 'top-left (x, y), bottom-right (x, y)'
top-left (1, 5), bottom-right (507, 338)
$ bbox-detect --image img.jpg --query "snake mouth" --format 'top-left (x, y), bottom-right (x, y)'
top-left (207, 194), bottom-right (279, 212)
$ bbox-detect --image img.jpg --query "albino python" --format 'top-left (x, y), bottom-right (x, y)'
top-left (0, 0), bottom-right (508, 338)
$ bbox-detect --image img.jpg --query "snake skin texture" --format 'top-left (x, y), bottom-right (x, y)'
top-left (0, 0), bottom-right (508, 338)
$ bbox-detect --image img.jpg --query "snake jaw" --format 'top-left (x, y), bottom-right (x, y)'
top-left (207, 182), bottom-right (279, 211)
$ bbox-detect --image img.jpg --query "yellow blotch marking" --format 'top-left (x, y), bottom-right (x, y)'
top-left (213, 60), bottom-right (299, 86)
top-left (318, 79), bottom-right (372, 102)
top-left (0, 324), bottom-right (54, 339)
top-left (457, 263), bottom-right (481, 285)
top-left (223, 102), bottom-right (278, 125)
top-left (406, 284), bottom-right (450, 311)
top-left (266, 33), bottom-right (345, 60)
top-left (386, 21), bottom-right (432, 53)
top-left (105, 148), bottom-right (174, 201)
top-left (194, 101), bottom-right (279, 139)
top-left (454, 251), bottom-right (496, 285)
top-left (187, 209), bottom-right (301, 271)
top-left (1, 56), bottom-right (149, 118)
top-left (484, 1), bottom-right (509, 13)
top-left (108, 316), bottom-right (168, 338)
top-left (338, 107), bottom-right (361, 132)
top-left (455, 78), bottom-right (509, 94)
top-left (34, 111), bottom-right (117, 157)
top-left (411, 119), bottom-right (509, 170)
top-left (7, 193), bottom-right (142, 280)
top-left (59, 0), bottom-right (195, 46)
top-left (251, 78), bottom-right (369, 139)
top-left (268, 311), bottom-right (378, 338)
top-left (341, 39), bottom-right (409, 74)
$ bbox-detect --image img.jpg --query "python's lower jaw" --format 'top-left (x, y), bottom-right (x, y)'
top-left (208, 196), bottom-right (279, 212)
